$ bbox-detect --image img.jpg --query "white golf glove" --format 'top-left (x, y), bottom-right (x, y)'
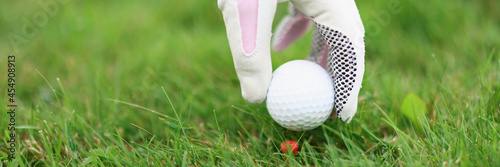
top-left (218, 0), bottom-right (365, 123)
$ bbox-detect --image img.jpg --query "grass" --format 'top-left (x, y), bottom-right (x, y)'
top-left (1, 0), bottom-right (499, 166)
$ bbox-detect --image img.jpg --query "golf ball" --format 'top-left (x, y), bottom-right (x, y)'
top-left (266, 60), bottom-right (334, 131)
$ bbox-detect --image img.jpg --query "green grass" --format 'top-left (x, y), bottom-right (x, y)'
top-left (1, 0), bottom-right (499, 166)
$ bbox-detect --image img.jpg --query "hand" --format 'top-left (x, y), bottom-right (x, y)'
top-left (218, 0), bottom-right (365, 123)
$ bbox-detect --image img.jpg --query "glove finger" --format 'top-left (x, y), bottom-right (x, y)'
top-left (290, 0), bottom-right (365, 123)
top-left (218, 0), bottom-right (278, 103)
top-left (272, 3), bottom-right (313, 51)
top-left (307, 27), bottom-right (329, 69)
top-left (318, 23), bottom-right (364, 123)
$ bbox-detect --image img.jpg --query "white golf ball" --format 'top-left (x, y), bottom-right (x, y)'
top-left (266, 60), bottom-right (334, 131)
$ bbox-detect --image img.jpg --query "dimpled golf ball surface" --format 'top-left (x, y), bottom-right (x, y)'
top-left (267, 60), bottom-right (334, 131)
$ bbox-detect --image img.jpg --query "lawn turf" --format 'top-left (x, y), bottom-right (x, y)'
top-left (1, 0), bottom-right (499, 166)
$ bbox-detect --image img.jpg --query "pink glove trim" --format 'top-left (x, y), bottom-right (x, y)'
top-left (237, 0), bottom-right (258, 54)
top-left (273, 12), bottom-right (312, 51)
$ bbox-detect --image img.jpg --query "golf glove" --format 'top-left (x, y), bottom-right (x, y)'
top-left (218, 0), bottom-right (365, 123)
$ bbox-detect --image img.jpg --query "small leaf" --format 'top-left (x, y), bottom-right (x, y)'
top-left (81, 156), bottom-right (94, 166)
top-left (401, 93), bottom-right (428, 128)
